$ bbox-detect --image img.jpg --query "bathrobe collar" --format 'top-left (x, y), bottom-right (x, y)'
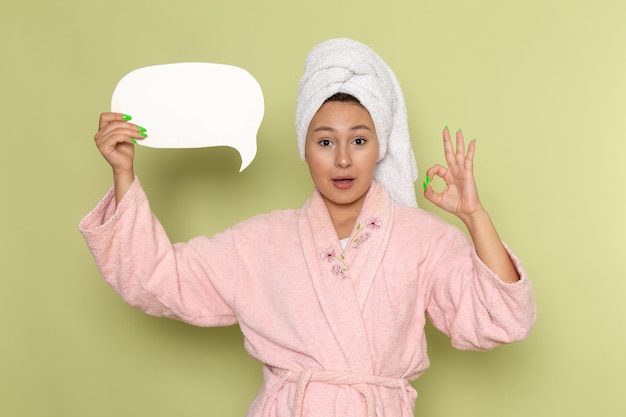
top-left (298, 181), bottom-right (394, 373)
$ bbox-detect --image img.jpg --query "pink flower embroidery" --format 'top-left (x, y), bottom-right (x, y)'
top-left (365, 217), bottom-right (382, 229)
top-left (320, 215), bottom-right (381, 279)
top-left (353, 231), bottom-right (371, 251)
top-left (331, 263), bottom-right (348, 279)
top-left (320, 247), bottom-right (336, 263)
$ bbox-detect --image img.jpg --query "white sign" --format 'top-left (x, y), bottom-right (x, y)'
top-left (111, 62), bottom-right (264, 172)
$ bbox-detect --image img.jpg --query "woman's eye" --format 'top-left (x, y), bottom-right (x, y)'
top-left (353, 137), bottom-right (367, 145)
top-left (319, 139), bottom-right (332, 146)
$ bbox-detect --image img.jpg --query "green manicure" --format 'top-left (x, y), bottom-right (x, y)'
top-left (137, 126), bottom-right (147, 132)
top-left (139, 131), bottom-right (148, 137)
top-left (423, 176), bottom-right (431, 191)
top-left (122, 114), bottom-right (132, 121)
top-left (131, 138), bottom-right (137, 144)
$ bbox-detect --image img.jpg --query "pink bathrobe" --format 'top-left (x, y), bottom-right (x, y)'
top-left (79, 178), bottom-right (536, 417)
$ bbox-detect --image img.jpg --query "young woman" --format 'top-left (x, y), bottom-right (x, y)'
top-left (80, 38), bottom-right (535, 417)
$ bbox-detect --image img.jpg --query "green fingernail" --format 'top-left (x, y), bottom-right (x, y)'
top-left (137, 126), bottom-right (147, 132)
top-left (122, 114), bottom-right (132, 121)
top-left (426, 175), bottom-right (431, 184)
top-left (423, 181), bottom-right (427, 191)
top-left (140, 131), bottom-right (148, 137)
top-left (131, 138), bottom-right (137, 144)
top-left (444, 125), bottom-right (449, 131)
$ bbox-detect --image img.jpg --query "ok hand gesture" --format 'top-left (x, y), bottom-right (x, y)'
top-left (423, 127), bottom-right (521, 282)
top-left (423, 127), bottom-right (484, 223)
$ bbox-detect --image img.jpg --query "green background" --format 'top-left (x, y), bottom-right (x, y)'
top-left (2, 0), bottom-right (624, 415)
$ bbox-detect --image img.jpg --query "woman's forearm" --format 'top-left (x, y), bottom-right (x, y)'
top-left (114, 169), bottom-right (135, 206)
top-left (461, 209), bottom-right (520, 283)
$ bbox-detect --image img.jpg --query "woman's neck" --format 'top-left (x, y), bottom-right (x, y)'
top-left (323, 198), bottom-right (365, 240)
top-left (333, 214), bottom-right (359, 239)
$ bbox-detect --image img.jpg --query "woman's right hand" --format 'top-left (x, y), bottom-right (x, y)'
top-left (94, 112), bottom-right (147, 173)
top-left (94, 112), bottom-right (147, 204)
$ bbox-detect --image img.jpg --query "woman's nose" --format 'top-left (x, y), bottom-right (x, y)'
top-left (336, 147), bottom-right (352, 168)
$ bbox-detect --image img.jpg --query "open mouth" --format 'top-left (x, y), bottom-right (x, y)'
top-left (332, 177), bottom-right (355, 189)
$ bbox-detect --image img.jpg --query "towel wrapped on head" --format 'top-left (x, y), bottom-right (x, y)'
top-left (296, 38), bottom-right (418, 207)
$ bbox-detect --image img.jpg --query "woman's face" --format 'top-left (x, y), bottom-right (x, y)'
top-left (305, 100), bottom-right (379, 216)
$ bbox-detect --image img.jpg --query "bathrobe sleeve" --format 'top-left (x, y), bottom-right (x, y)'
top-left (79, 178), bottom-right (238, 327)
top-left (422, 219), bottom-right (536, 351)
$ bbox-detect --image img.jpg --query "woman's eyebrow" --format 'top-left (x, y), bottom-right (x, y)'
top-left (313, 126), bottom-right (336, 133)
top-left (313, 124), bottom-right (372, 133)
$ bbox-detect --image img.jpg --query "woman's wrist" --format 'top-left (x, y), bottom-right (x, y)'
top-left (113, 169), bottom-right (135, 205)
top-left (458, 205), bottom-right (489, 231)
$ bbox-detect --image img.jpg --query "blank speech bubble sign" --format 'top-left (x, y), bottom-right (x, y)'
top-left (111, 62), bottom-right (264, 172)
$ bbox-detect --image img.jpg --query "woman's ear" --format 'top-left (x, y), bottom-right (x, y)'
top-left (303, 139), bottom-right (309, 162)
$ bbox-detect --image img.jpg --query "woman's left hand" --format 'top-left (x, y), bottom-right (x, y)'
top-left (423, 127), bottom-right (484, 222)
top-left (424, 127), bottom-right (521, 282)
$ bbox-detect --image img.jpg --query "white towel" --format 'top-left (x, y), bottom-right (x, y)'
top-left (295, 38), bottom-right (418, 207)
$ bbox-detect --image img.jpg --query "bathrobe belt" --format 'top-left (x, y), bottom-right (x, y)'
top-left (280, 368), bottom-right (414, 417)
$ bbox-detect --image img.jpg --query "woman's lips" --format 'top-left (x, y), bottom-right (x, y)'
top-left (332, 177), bottom-right (355, 190)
